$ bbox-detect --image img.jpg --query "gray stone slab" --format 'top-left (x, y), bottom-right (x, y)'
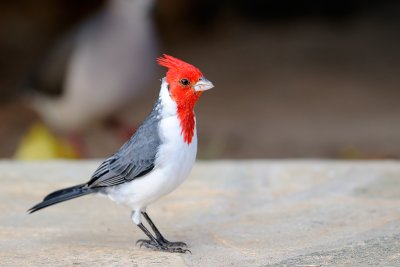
top-left (0, 160), bottom-right (400, 266)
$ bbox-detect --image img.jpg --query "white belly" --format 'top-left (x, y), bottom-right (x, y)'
top-left (106, 114), bottom-right (197, 210)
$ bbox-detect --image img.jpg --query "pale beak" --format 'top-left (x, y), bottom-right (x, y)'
top-left (193, 77), bottom-right (214, 92)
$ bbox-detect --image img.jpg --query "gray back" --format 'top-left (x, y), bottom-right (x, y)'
top-left (87, 100), bottom-right (162, 188)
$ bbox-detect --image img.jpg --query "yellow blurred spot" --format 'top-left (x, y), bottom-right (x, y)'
top-left (14, 123), bottom-right (79, 160)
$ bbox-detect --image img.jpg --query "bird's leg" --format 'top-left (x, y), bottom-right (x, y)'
top-left (142, 211), bottom-right (188, 248)
top-left (133, 211), bottom-right (189, 253)
top-left (137, 222), bottom-right (159, 244)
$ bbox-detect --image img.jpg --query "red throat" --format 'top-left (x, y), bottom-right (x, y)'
top-left (157, 54), bottom-right (204, 144)
top-left (171, 85), bottom-right (202, 144)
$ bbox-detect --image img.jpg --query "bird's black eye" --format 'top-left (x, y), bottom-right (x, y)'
top-left (180, 78), bottom-right (190, 86)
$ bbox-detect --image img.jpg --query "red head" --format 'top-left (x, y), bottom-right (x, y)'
top-left (157, 54), bottom-right (213, 100)
top-left (157, 54), bottom-right (214, 144)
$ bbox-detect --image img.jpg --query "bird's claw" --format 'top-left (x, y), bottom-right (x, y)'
top-left (136, 239), bottom-right (191, 253)
top-left (159, 238), bottom-right (187, 248)
top-left (136, 239), bottom-right (148, 247)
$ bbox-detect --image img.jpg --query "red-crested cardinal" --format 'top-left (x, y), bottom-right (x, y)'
top-left (29, 54), bottom-right (214, 253)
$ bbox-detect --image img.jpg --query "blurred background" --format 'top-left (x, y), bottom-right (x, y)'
top-left (0, 0), bottom-right (399, 159)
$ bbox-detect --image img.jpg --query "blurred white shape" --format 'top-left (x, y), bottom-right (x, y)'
top-left (33, 0), bottom-right (158, 131)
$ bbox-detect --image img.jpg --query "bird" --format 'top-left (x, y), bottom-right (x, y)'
top-left (28, 54), bottom-right (214, 253)
top-left (25, 0), bottom-right (158, 157)
top-left (31, 0), bottom-right (158, 132)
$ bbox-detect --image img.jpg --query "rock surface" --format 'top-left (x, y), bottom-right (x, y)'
top-left (0, 160), bottom-right (399, 266)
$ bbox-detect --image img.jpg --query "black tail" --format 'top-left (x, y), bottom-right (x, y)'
top-left (28, 184), bottom-right (95, 214)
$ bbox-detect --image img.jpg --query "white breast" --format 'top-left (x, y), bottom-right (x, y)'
top-left (106, 80), bottom-right (197, 210)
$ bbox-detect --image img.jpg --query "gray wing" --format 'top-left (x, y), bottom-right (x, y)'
top-left (87, 101), bottom-right (162, 188)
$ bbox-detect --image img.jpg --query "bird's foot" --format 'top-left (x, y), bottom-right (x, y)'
top-left (136, 239), bottom-right (190, 253)
top-left (156, 236), bottom-right (188, 247)
top-left (163, 240), bottom-right (188, 248)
